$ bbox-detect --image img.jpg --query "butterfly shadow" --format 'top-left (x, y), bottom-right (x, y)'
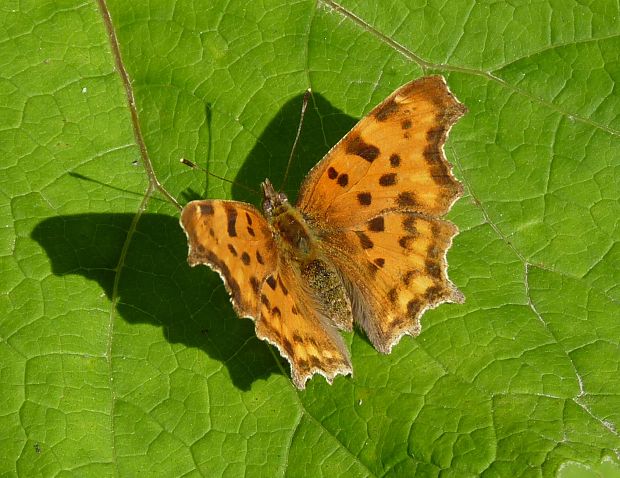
top-left (32, 91), bottom-right (360, 391)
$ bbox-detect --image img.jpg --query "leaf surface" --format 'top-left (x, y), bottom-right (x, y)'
top-left (1, 1), bottom-right (619, 476)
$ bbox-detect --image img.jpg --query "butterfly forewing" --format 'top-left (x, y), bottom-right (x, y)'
top-left (297, 76), bottom-right (466, 226)
top-left (181, 200), bottom-right (277, 318)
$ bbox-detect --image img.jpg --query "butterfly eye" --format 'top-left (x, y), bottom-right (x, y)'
top-left (278, 192), bottom-right (288, 204)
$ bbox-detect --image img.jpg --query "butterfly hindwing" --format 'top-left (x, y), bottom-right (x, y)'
top-left (256, 266), bottom-right (352, 389)
top-left (323, 211), bottom-right (463, 352)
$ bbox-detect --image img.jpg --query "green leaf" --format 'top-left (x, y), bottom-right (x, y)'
top-left (2, 0), bottom-right (619, 476)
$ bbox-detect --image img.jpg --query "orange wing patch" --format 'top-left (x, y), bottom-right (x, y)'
top-left (298, 76), bottom-right (466, 226)
top-left (325, 211), bottom-right (463, 353)
top-left (256, 266), bottom-right (352, 389)
top-left (181, 200), bottom-right (277, 318)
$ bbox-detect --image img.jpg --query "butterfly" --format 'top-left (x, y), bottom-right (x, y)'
top-left (180, 76), bottom-right (466, 389)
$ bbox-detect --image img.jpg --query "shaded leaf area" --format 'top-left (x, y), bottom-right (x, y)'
top-left (30, 212), bottom-right (281, 390)
top-left (1, 0), bottom-right (619, 477)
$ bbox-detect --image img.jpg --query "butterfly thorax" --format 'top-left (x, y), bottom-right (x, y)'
top-left (261, 179), bottom-right (314, 259)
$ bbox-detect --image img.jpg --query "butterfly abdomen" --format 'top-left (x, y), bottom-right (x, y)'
top-left (300, 259), bottom-right (353, 331)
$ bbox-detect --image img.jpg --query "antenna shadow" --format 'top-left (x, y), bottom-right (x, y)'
top-left (232, 91), bottom-right (357, 205)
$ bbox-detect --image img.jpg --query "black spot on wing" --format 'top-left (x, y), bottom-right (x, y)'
top-left (224, 204), bottom-right (238, 237)
top-left (402, 216), bottom-right (418, 234)
top-left (379, 173), bottom-right (397, 186)
top-left (399, 235), bottom-right (416, 250)
top-left (374, 99), bottom-right (398, 121)
top-left (357, 192), bottom-right (372, 206)
top-left (346, 135), bottom-right (380, 162)
top-left (309, 355), bottom-right (321, 368)
top-left (250, 276), bottom-right (260, 293)
top-left (277, 277), bottom-right (288, 296)
top-left (200, 203), bottom-right (214, 215)
top-left (266, 276), bottom-right (277, 290)
top-left (407, 299), bottom-right (422, 317)
top-left (430, 165), bottom-right (453, 185)
top-left (355, 231), bottom-right (374, 249)
top-left (241, 252), bottom-right (251, 265)
top-left (424, 286), bottom-right (443, 302)
top-left (396, 192), bottom-right (417, 208)
top-left (256, 251), bottom-right (264, 265)
top-left (368, 216), bottom-right (384, 232)
top-left (402, 269), bottom-right (418, 286)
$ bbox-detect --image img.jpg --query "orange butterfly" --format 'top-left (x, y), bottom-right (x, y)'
top-left (181, 76), bottom-right (466, 389)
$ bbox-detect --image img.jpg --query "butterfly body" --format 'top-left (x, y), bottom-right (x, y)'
top-left (262, 178), bottom-right (355, 331)
top-left (181, 76), bottom-right (467, 388)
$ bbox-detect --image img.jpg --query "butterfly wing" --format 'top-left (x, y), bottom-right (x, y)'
top-left (297, 76), bottom-right (465, 226)
top-left (297, 76), bottom-right (466, 352)
top-left (322, 211), bottom-right (463, 352)
top-left (257, 265), bottom-right (352, 389)
top-left (181, 199), bottom-right (352, 388)
top-left (181, 200), bottom-right (277, 318)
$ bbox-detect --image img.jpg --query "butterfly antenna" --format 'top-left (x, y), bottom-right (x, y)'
top-left (180, 158), bottom-right (259, 196)
top-left (280, 88), bottom-right (312, 192)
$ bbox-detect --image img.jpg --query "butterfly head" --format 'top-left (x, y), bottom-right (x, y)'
top-left (261, 178), bottom-right (289, 219)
